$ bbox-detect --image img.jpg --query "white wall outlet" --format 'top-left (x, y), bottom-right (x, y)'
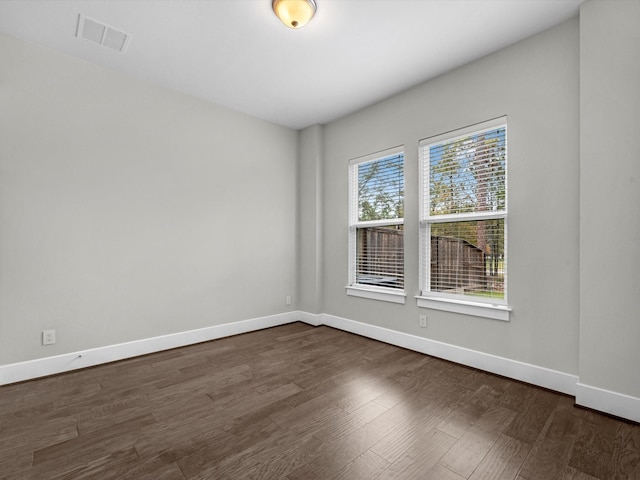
top-left (42, 329), bottom-right (56, 345)
top-left (285, 295), bottom-right (292, 306)
top-left (419, 315), bottom-right (427, 328)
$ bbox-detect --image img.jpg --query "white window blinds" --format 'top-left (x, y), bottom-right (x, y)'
top-left (355, 154), bottom-right (405, 222)
top-left (427, 127), bottom-right (506, 216)
top-left (349, 148), bottom-right (404, 290)
top-left (420, 119), bottom-right (507, 302)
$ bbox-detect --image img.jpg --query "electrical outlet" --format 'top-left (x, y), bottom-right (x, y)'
top-left (42, 329), bottom-right (56, 345)
top-left (419, 315), bottom-right (427, 328)
top-left (285, 295), bottom-right (291, 306)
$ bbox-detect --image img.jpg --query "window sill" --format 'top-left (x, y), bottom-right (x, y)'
top-left (346, 285), bottom-right (406, 304)
top-left (416, 295), bottom-right (511, 321)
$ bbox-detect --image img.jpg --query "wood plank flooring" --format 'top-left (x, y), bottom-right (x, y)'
top-left (1, 323), bottom-right (638, 479)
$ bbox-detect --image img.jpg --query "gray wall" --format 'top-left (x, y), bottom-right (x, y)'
top-left (313, 18), bottom-right (581, 375)
top-left (297, 125), bottom-right (324, 314)
top-left (580, 0), bottom-right (640, 398)
top-left (0, 34), bottom-right (298, 364)
top-left (3, 0), bottom-right (639, 408)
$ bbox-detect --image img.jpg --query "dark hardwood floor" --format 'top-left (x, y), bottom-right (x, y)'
top-left (1, 323), bottom-right (638, 479)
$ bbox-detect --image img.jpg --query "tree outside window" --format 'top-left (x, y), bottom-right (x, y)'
top-left (420, 120), bottom-right (507, 302)
top-left (349, 149), bottom-right (405, 290)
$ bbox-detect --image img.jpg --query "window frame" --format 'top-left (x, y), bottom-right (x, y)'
top-left (416, 118), bottom-right (511, 321)
top-left (346, 146), bottom-right (406, 304)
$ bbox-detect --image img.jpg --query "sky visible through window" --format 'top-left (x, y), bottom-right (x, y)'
top-left (358, 154), bottom-right (404, 222)
top-left (425, 126), bottom-right (506, 300)
top-left (429, 128), bottom-right (506, 216)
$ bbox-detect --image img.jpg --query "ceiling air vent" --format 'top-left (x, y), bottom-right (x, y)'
top-left (76, 14), bottom-right (131, 53)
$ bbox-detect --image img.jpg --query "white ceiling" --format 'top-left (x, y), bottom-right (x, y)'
top-left (0, 0), bottom-right (584, 130)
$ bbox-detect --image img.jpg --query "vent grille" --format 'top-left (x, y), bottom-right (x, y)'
top-left (76, 14), bottom-right (130, 53)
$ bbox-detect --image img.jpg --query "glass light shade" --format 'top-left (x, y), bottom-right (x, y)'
top-left (272, 0), bottom-right (317, 29)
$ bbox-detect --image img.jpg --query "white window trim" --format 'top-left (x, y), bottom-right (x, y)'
top-left (346, 285), bottom-right (406, 304)
top-left (415, 295), bottom-right (511, 321)
top-left (418, 117), bottom-right (510, 321)
top-left (348, 145), bottom-right (406, 303)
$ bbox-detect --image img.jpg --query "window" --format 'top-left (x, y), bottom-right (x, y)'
top-left (418, 118), bottom-right (510, 320)
top-left (347, 147), bottom-right (405, 303)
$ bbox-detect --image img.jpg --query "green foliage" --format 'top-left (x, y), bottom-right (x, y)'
top-left (358, 155), bottom-right (404, 221)
top-left (429, 131), bottom-right (505, 217)
top-left (428, 128), bottom-right (506, 291)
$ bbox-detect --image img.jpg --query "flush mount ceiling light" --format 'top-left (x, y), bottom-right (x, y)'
top-left (272, 0), bottom-right (317, 29)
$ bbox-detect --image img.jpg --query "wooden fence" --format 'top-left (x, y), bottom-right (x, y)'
top-left (356, 229), bottom-right (488, 293)
top-left (356, 227), bottom-right (404, 287)
top-left (430, 236), bottom-right (486, 292)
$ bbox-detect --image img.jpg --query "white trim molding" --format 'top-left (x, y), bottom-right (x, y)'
top-left (2, 310), bottom-right (637, 424)
top-left (416, 295), bottom-right (511, 321)
top-left (576, 382), bottom-right (640, 424)
top-left (346, 285), bottom-right (406, 304)
top-left (0, 312), bottom-right (301, 386)
top-left (296, 311), bottom-right (323, 326)
top-left (318, 313), bottom-right (577, 396)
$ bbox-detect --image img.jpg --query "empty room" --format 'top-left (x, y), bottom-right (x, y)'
top-left (1, 0), bottom-right (639, 478)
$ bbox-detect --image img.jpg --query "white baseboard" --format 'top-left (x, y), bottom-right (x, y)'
top-left (0, 311), bottom-right (300, 386)
top-left (576, 382), bottom-right (640, 424)
top-left (297, 311), bottom-right (323, 326)
top-left (319, 313), bottom-right (579, 396)
top-left (2, 310), bottom-right (637, 424)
